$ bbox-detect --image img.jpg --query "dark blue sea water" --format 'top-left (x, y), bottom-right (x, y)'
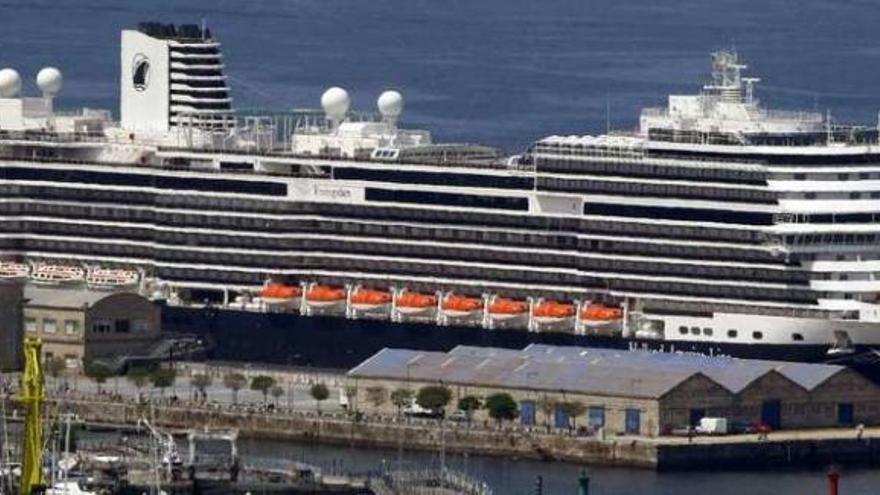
top-left (5, 0), bottom-right (880, 492)
top-left (4, 0), bottom-right (880, 152)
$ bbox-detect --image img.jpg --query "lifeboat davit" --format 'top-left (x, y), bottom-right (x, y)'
top-left (442, 294), bottom-right (483, 317)
top-left (532, 300), bottom-right (575, 323)
top-left (350, 288), bottom-right (393, 311)
top-left (31, 264), bottom-right (85, 285)
top-left (0, 261), bottom-right (29, 280)
top-left (261, 283), bottom-right (303, 306)
top-left (87, 268), bottom-right (139, 290)
top-left (396, 291), bottom-right (438, 315)
top-left (488, 297), bottom-right (529, 321)
top-left (580, 304), bottom-right (623, 326)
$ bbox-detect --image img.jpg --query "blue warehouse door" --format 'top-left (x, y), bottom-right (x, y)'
top-left (761, 399), bottom-right (781, 430)
top-left (520, 400), bottom-right (536, 426)
top-left (554, 405), bottom-right (570, 429)
top-left (625, 409), bottom-right (641, 435)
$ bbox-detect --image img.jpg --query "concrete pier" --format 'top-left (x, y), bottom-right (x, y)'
top-left (18, 397), bottom-right (880, 471)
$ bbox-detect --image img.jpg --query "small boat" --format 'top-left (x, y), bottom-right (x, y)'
top-left (441, 293), bottom-right (483, 317)
top-left (31, 264), bottom-right (85, 285)
top-left (580, 303), bottom-right (623, 326)
top-left (396, 291), bottom-right (437, 315)
top-left (260, 283), bottom-right (303, 306)
top-left (86, 268), bottom-right (139, 289)
top-left (532, 300), bottom-right (575, 323)
top-left (350, 287), bottom-right (393, 311)
top-left (0, 261), bottom-right (29, 280)
top-left (305, 284), bottom-right (346, 307)
top-left (488, 297), bottom-right (529, 321)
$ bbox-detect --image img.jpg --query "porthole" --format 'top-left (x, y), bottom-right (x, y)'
top-left (690, 326), bottom-right (700, 335)
top-left (679, 326), bottom-right (688, 335)
top-left (703, 328), bottom-right (713, 336)
top-left (727, 329), bottom-right (738, 338)
top-left (792, 333), bottom-right (804, 342)
top-left (753, 331), bottom-right (763, 340)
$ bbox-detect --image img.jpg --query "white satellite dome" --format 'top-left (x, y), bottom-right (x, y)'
top-left (377, 90), bottom-right (404, 121)
top-left (0, 68), bottom-right (22, 98)
top-left (321, 86), bottom-right (350, 122)
top-left (36, 67), bottom-right (63, 97)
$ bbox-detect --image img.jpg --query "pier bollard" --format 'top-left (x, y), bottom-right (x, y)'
top-left (578, 469), bottom-right (590, 495)
top-left (827, 467), bottom-right (840, 495)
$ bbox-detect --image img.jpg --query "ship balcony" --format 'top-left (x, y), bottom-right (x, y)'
top-left (170, 74), bottom-right (228, 82)
top-left (170, 84), bottom-right (231, 94)
top-left (171, 62), bottom-right (226, 71)
top-left (170, 94), bottom-right (233, 104)
top-left (168, 40), bottom-right (220, 49)
top-left (170, 52), bottom-right (223, 61)
top-left (170, 105), bottom-right (233, 114)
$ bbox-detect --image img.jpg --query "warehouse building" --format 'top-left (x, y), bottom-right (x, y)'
top-left (22, 286), bottom-right (161, 369)
top-left (347, 344), bottom-right (880, 436)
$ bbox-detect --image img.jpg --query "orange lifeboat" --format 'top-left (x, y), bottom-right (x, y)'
top-left (396, 291), bottom-right (438, 315)
top-left (306, 285), bottom-right (346, 307)
top-left (442, 294), bottom-right (483, 316)
top-left (488, 297), bottom-right (529, 321)
top-left (533, 300), bottom-right (576, 322)
top-left (261, 283), bottom-right (303, 305)
top-left (350, 288), bottom-right (393, 310)
top-left (580, 304), bottom-right (623, 325)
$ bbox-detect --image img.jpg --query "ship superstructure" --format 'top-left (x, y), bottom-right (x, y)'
top-left (1, 24), bottom-right (879, 362)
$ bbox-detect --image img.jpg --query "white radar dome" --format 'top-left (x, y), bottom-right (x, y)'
top-left (0, 68), bottom-right (22, 98)
top-left (321, 86), bottom-right (351, 122)
top-left (36, 67), bottom-right (63, 97)
top-left (377, 90), bottom-right (404, 121)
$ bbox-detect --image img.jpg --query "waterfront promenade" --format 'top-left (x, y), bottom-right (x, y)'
top-left (4, 361), bottom-right (880, 470)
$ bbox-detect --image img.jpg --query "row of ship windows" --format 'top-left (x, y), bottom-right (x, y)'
top-left (785, 233), bottom-right (880, 246)
top-left (533, 157), bottom-right (766, 185)
top-left (0, 210), bottom-right (780, 265)
top-left (3, 220), bottom-right (809, 283)
top-left (677, 325), bottom-right (804, 342)
top-left (799, 191), bottom-right (880, 200)
top-left (539, 178), bottom-right (776, 204)
top-left (0, 237), bottom-right (819, 304)
top-left (0, 186), bottom-right (766, 246)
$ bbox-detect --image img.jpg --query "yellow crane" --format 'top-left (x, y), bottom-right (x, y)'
top-left (20, 338), bottom-right (44, 495)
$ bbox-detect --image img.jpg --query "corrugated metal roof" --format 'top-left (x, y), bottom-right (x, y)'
top-left (349, 344), bottom-right (846, 398)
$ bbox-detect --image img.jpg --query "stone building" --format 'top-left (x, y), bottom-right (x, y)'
top-left (347, 344), bottom-right (880, 436)
top-left (23, 286), bottom-right (161, 369)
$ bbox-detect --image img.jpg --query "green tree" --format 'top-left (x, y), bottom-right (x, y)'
top-left (250, 375), bottom-right (276, 403)
top-left (223, 372), bottom-right (247, 404)
top-left (457, 395), bottom-right (482, 423)
top-left (390, 388), bottom-right (413, 417)
top-left (149, 368), bottom-right (176, 396)
top-left (191, 373), bottom-right (213, 401)
top-left (558, 401), bottom-right (587, 431)
top-left (537, 396), bottom-right (555, 428)
top-left (85, 362), bottom-right (112, 393)
top-left (309, 383), bottom-right (330, 414)
top-left (416, 385), bottom-right (452, 414)
top-left (485, 393), bottom-right (519, 424)
top-left (365, 386), bottom-right (387, 410)
top-left (270, 385), bottom-right (284, 405)
top-left (126, 366), bottom-right (150, 396)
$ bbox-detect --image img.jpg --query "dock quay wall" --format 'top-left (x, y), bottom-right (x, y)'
top-left (13, 398), bottom-right (880, 470)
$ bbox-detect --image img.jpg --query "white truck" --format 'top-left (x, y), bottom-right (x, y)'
top-left (695, 417), bottom-right (728, 435)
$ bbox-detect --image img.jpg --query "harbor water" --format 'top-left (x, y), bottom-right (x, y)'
top-left (5, 0), bottom-right (880, 492)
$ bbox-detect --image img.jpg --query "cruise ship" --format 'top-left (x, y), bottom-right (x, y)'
top-left (2, 23), bottom-right (880, 367)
